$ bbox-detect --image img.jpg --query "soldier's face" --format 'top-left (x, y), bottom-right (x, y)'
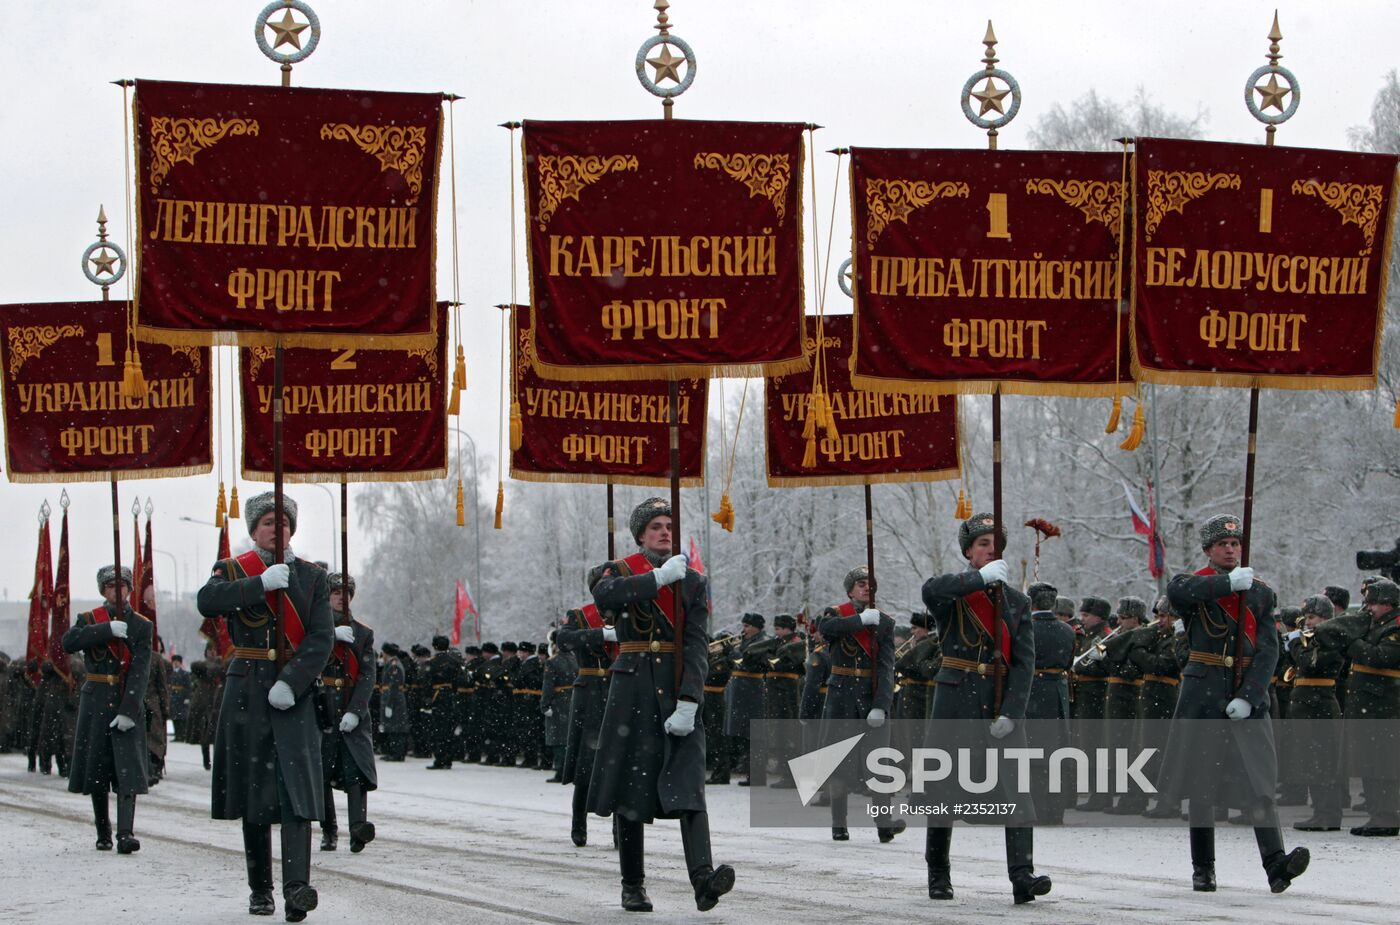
top-left (742, 623), bottom-right (760, 637)
top-left (965, 534), bottom-right (998, 569)
top-left (100, 581), bottom-right (124, 606)
top-left (252, 512), bottom-right (293, 552)
top-left (329, 590), bottom-right (345, 613)
top-left (912, 625), bottom-right (929, 639)
top-left (1080, 612), bottom-right (1102, 630)
top-left (1206, 537), bottom-right (1241, 569)
top-left (850, 578), bottom-right (871, 605)
top-left (1304, 613), bottom-right (1327, 629)
top-left (640, 516), bottom-right (672, 555)
top-left (1366, 602), bottom-right (1396, 620)
top-left (1119, 615), bottom-right (1141, 630)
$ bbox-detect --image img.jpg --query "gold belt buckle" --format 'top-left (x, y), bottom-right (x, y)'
top-left (1224, 655), bottom-right (1234, 668)
top-left (268, 648), bottom-right (277, 661)
top-left (977, 663), bottom-right (987, 677)
top-left (649, 640), bottom-right (661, 653)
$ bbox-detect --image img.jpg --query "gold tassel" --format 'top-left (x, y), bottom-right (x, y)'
top-left (801, 391), bottom-right (817, 440)
top-left (446, 383), bottom-right (461, 416)
top-left (1393, 397), bottom-right (1399, 429)
top-left (710, 492), bottom-right (735, 533)
top-left (453, 344), bottom-right (467, 393)
top-left (456, 479), bottom-right (465, 527)
top-left (120, 346), bottom-right (137, 399)
top-left (130, 347), bottom-right (147, 400)
top-left (955, 487), bottom-right (972, 520)
top-left (1119, 402), bottom-right (1145, 451)
top-left (801, 431), bottom-right (817, 468)
top-left (215, 482), bottom-right (227, 528)
top-left (493, 481), bottom-right (504, 530)
top-left (509, 401), bottom-right (523, 452)
top-left (228, 485), bottom-right (240, 519)
top-left (819, 389), bottom-right (839, 439)
top-left (1104, 395), bottom-right (1122, 434)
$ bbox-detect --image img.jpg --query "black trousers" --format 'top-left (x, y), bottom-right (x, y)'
top-left (1187, 800), bottom-right (1285, 868)
top-left (242, 767), bottom-right (312, 896)
top-left (617, 811), bottom-right (714, 885)
top-left (91, 791), bottom-right (136, 836)
top-left (925, 826), bottom-right (1034, 880)
top-left (321, 781), bottom-right (368, 832)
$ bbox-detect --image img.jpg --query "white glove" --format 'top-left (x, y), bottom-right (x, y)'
top-left (383, 707), bottom-right (393, 718)
top-left (653, 554), bottom-right (688, 587)
top-left (109, 714), bottom-right (135, 732)
top-left (1173, 619), bottom-right (1185, 636)
top-left (268, 680), bottom-right (296, 710)
top-left (261, 563), bottom-right (291, 591)
top-left (663, 699), bottom-right (699, 736)
top-left (978, 559), bottom-right (1010, 586)
top-left (1228, 566), bottom-right (1254, 592)
top-left (544, 708), bottom-right (554, 718)
top-left (108, 621), bottom-right (129, 640)
top-left (866, 707), bottom-right (886, 728)
top-left (339, 712), bottom-right (359, 733)
top-left (601, 626), bottom-right (618, 642)
top-left (1225, 697), bottom-right (1252, 721)
top-left (860, 608), bottom-right (880, 626)
top-left (989, 715), bottom-right (1016, 739)
top-left (1286, 629), bottom-right (1302, 643)
top-left (334, 625), bottom-right (355, 644)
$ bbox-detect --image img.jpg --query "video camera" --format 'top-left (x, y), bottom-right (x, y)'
top-left (1356, 538), bottom-right (1400, 583)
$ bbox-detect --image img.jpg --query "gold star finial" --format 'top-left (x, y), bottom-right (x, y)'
top-left (266, 9), bottom-right (310, 51)
top-left (1254, 73), bottom-right (1290, 112)
top-left (89, 247), bottom-right (119, 276)
top-left (648, 44), bottom-right (684, 84)
top-left (972, 78), bottom-right (1011, 116)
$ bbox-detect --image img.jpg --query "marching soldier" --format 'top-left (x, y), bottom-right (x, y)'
top-left (458, 645), bottom-right (483, 762)
top-left (317, 574), bottom-right (377, 855)
top-left (34, 657), bottom-right (72, 777)
top-left (1133, 596), bottom-right (1187, 819)
top-left (1333, 578), bottom-right (1400, 836)
top-left (426, 635), bottom-right (463, 770)
top-left (1285, 595), bottom-right (1347, 831)
top-left (702, 632), bottom-right (733, 784)
top-left (61, 565), bottom-right (153, 853)
top-left (588, 497), bottom-right (734, 913)
top-left (1159, 514), bottom-right (1309, 894)
top-left (818, 565), bottom-right (903, 845)
top-left (765, 614), bottom-right (805, 789)
top-left (542, 633), bottom-right (577, 782)
top-left (515, 641), bottom-right (547, 770)
top-left (799, 625), bottom-right (832, 802)
top-left (726, 613), bottom-right (769, 787)
top-left (557, 586), bottom-right (616, 846)
top-left (1102, 597), bottom-right (1148, 815)
top-left (476, 643), bottom-right (508, 764)
top-left (196, 492), bottom-right (334, 921)
top-left (169, 654), bottom-right (191, 741)
top-left (921, 514), bottom-right (1050, 905)
top-left (499, 642), bottom-right (522, 765)
top-left (376, 643), bottom-right (410, 761)
top-left (1023, 582), bottom-right (1075, 826)
top-left (1070, 597), bottom-right (1112, 811)
top-left (186, 645), bottom-right (224, 769)
top-left (891, 612), bottom-right (940, 784)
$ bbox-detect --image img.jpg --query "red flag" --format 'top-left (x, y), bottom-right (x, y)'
top-left (453, 580), bottom-right (480, 646)
top-left (142, 512), bottom-right (158, 649)
top-left (1146, 480), bottom-right (1165, 580)
top-left (131, 510), bottom-right (143, 615)
top-left (46, 508), bottom-right (71, 680)
top-left (688, 536), bottom-right (706, 575)
top-left (199, 525), bottom-right (235, 658)
top-left (25, 518), bottom-right (51, 685)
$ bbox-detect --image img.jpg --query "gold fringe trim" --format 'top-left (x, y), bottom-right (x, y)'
top-left (1104, 395), bottom-right (1122, 434)
top-left (4, 463), bottom-right (211, 484)
top-left (530, 353), bottom-right (810, 383)
top-left (240, 468), bottom-right (445, 484)
top-left (1133, 367), bottom-right (1378, 392)
top-left (847, 371), bottom-right (1135, 399)
top-left (132, 320), bottom-right (438, 352)
top-left (508, 467), bottom-right (705, 489)
top-left (768, 466), bottom-right (959, 489)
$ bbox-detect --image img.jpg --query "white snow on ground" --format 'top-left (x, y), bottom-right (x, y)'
top-left (1, 742), bottom-right (1395, 924)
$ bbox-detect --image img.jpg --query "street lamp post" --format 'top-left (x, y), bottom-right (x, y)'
top-left (450, 427), bottom-right (484, 620)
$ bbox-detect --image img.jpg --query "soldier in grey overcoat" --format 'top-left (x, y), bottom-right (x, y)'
top-left (376, 643), bottom-right (410, 761)
top-left (318, 573), bottom-right (377, 855)
top-left (196, 493), bottom-right (334, 921)
top-left (1023, 582), bottom-right (1075, 825)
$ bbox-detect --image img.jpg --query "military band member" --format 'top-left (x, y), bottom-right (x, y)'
top-left (1159, 514), bottom-right (1309, 894)
top-left (542, 633), bottom-right (578, 782)
top-left (407, 644), bottom-right (432, 758)
top-left (818, 565), bottom-right (903, 844)
top-left (588, 497), bottom-right (734, 913)
top-left (195, 493), bottom-right (334, 921)
top-left (62, 565), bottom-right (153, 853)
top-left (459, 645), bottom-right (485, 762)
top-left (1102, 597), bottom-right (1148, 815)
top-left (921, 514), bottom-right (1049, 905)
top-left (426, 635), bottom-right (462, 770)
top-left (1333, 578), bottom-right (1400, 836)
top-left (891, 612), bottom-right (940, 784)
top-left (557, 586), bottom-right (616, 847)
top-left (765, 614), bottom-right (805, 789)
top-left (186, 645), bottom-right (224, 769)
top-left (377, 644), bottom-right (410, 761)
top-left (800, 625), bottom-right (832, 783)
top-left (515, 641), bottom-right (547, 769)
top-left (170, 654), bottom-right (191, 741)
top-left (726, 613), bottom-right (769, 787)
top-left (1323, 585), bottom-right (1350, 616)
top-left (1070, 597), bottom-right (1112, 811)
top-left (317, 574), bottom-right (377, 855)
top-left (1133, 596), bottom-right (1187, 819)
top-left (1053, 596), bottom-right (1076, 625)
top-left (1023, 582), bottom-right (1075, 826)
top-left (702, 632), bottom-right (734, 784)
top-left (1284, 595), bottom-right (1347, 831)
top-left (477, 642), bottom-right (509, 765)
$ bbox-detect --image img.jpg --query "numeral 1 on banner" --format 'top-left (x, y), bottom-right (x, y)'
top-left (986, 193), bottom-right (1010, 240)
top-left (95, 332), bottom-right (114, 366)
top-left (1259, 189), bottom-right (1274, 233)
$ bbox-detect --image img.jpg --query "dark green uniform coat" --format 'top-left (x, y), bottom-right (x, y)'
top-left (62, 605), bottom-right (153, 796)
top-left (557, 613), bottom-right (613, 784)
top-left (320, 619), bottom-right (377, 791)
top-left (723, 632), bottom-right (770, 738)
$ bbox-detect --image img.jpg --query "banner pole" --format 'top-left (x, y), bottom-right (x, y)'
top-left (341, 477), bottom-right (351, 622)
top-left (606, 479), bottom-right (616, 561)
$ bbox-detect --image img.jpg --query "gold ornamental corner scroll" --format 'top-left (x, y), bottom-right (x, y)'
top-left (6, 324), bottom-right (84, 376)
top-left (148, 117), bottom-right (261, 194)
top-left (1143, 170), bottom-right (1241, 242)
top-left (1291, 179), bottom-right (1386, 254)
top-left (864, 179), bottom-right (970, 249)
top-left (693, 153), bottom-right (792, 225)
top-left (320, 124), bottom-right (430, 205)
top-left (1025, 179), bottom-right (1125, 240)
top-left (535, 155), bottom-right (640, 230)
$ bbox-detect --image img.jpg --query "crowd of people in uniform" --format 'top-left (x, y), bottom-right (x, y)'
top-left (4, 491), bottom-right (1399, 919)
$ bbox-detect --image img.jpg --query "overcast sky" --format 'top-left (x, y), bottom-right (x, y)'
top-left (0, 1), bottom-right (1393, 604)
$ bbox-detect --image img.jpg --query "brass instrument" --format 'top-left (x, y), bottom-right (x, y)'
top-left (1071, 626), bottom-right (1119, 669)
top-left (1299, 627), bottom-right (1316, 648)
top-left (707, 632), bottom-right (739, 654)
top-left (893, 635), bottom-right (917, 661)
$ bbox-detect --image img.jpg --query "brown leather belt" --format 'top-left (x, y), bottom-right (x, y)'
top-left (456, 687), bottom-right (476, 693)
top-left (941, 656), bottom-right (994, 677)
top-left (830, 665), bottom-right (872, 678)
top-left (553, 685), bottom-right (572, 693)
top-left (1352, 664), bottom-right (1400, 680)
top-left (731, 670), bottom-right (766, 679)
top-left (321, 677), bottom-right (347, 688)
top-left (1292, 677), bottom-right (1336, 687)
top-left (899, 677), bottom-right (938, 686)
top-left (703, 684), bottom-right (727, 693)
top-left (1074, 676), bottom-right (1106, 683)
top-left (85, 673), bottom-right (122, 685)
top-left (1107, 677), bottom-right (1144, 687)
top-left (432, 683), bottom-right (453, 690)
top-left (1143, 674), bottom-right (1180, 686)
top-left (618, 641), bottom-right (676, 654)
top-left (767, 672), bottom-right (801, 680)
top-left (1034, 667), bottom-right (1067, 677)
top-left (232, 646), bottom-right (277, 661)
top-left (578, 668), bottom-right (611, 678)
top-left (818, 686), bottom-right (829, 695)
top-left (513, 688), bottom-right (543, 695)
top-left (1188, 652), bottom-right (1252, 669)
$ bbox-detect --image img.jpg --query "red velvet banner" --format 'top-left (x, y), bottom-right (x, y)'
top-left (511, 305), bottom-right (706, 486)
top-left (523, 120), bottom-right (807, 380)
top-left (767, 314), bottom-right (959, 487)
top-left (849, 148), bottom-right (1133, 397)
top-left (240, 310), bottom-right (448, 482)
top-left (0, 301), bottom-right (211, 482)
top-left (133, 80), bottom-right (441, 349)
top-left (1132, 138), bottom-right (1399, 389)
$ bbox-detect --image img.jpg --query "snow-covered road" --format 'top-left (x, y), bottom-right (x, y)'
top-left (2, 742), bottom-right (1394, 923)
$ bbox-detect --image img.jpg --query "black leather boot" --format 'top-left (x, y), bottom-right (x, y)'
top-left (1007, 828), bottom-right (1049, 904)
top-left (690, 865), bottom-right (735, 912)
top-left (283, 884), bottom-right (318, 923)
top-left (1190, 826), bottom-right (1216, 892)
top-left (244, 823), bottom-right (275, 915)
top-left (1011, 872), bottom-right (1052, 904)
top-left (281, 818), bottom-right (314, 921)
top-left (1264, 847), bottom-right (1310, 893)
top-left (618, 817), bottom-right (648, 910)
top-left (831, 827), bottom-right (849, 841)
top-left (926, 827), bottom-right (954, 900)
top-left (115, 794), bottom-right (139, 854)
top-left (349, 822), bottom-right (375, 854)
top-left (877, 819), bottom-right (906, 843)
top-left (249, 892), bottom-right (275, 916)
top-left (92, 793), bottom-right (112, 851)
top-left (319, 829), bottom-right (337, 851)
top-left (570, 785), bottom-right (588, 846)
top-left (620, 881), bottom-right (652, 912)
